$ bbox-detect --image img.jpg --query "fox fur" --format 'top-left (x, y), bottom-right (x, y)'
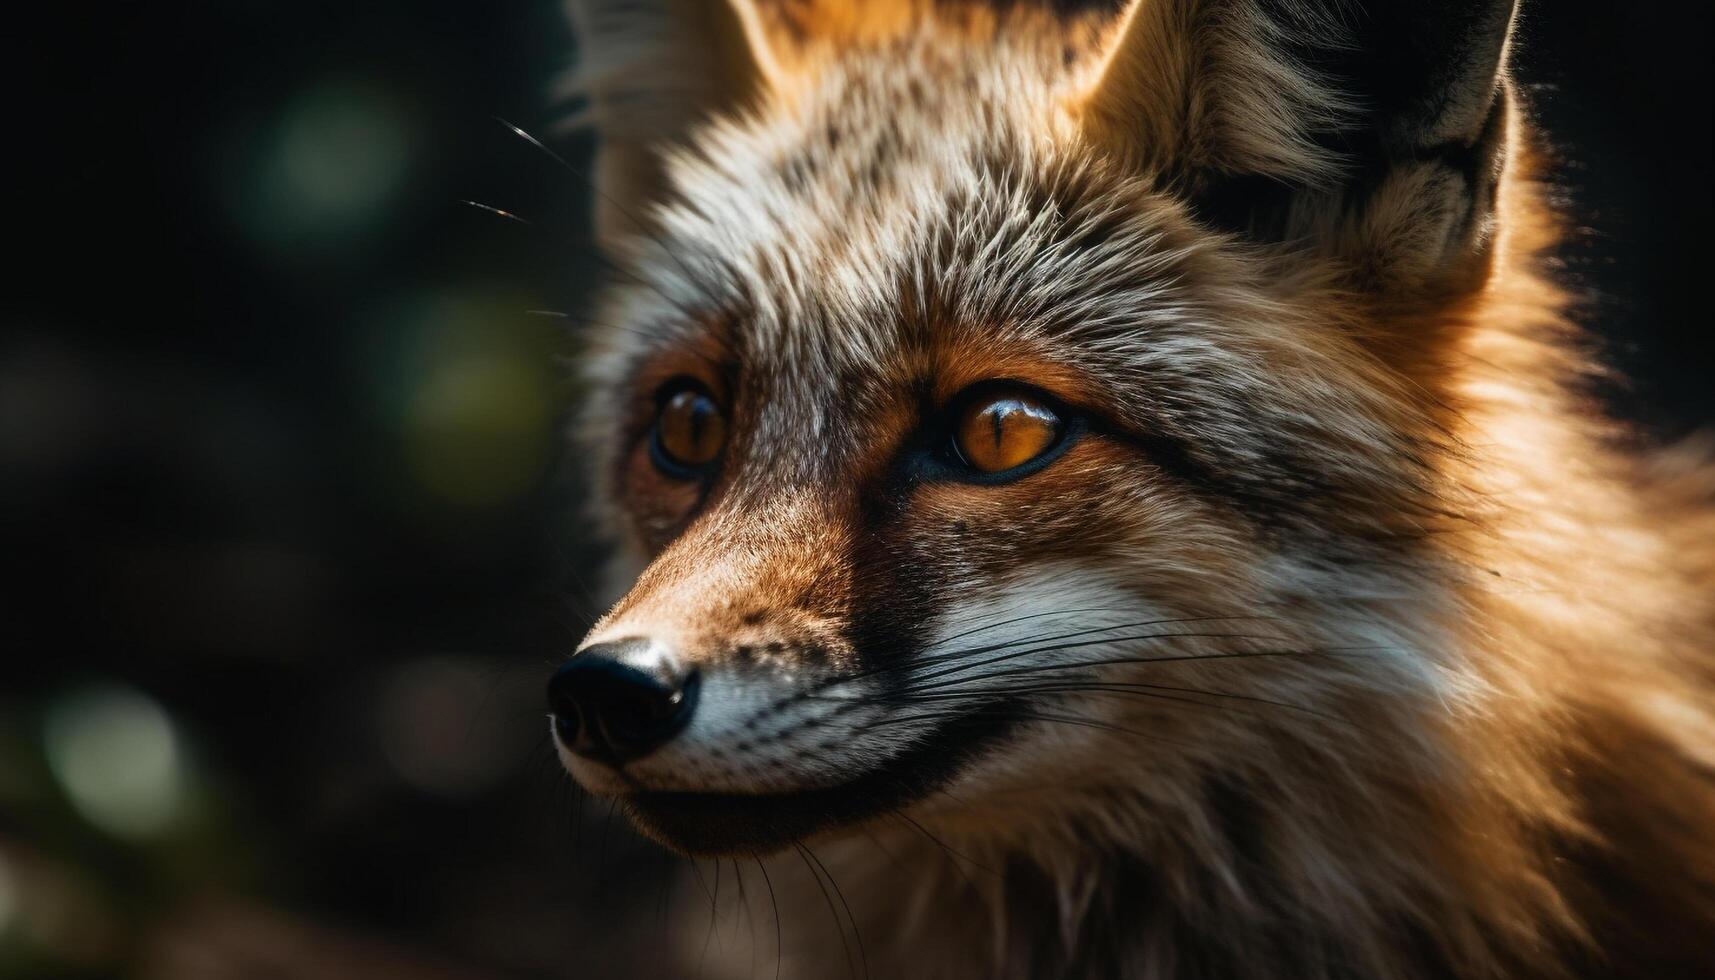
top-left (551, 1), bottom-right (1715, 977)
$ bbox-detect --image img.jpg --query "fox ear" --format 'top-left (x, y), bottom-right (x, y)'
top-left (1081, 0), bottom-right (1517, 295)
top-left (565, 0), bottom-right (782, 250)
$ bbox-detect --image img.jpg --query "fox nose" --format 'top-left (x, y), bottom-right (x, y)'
top-left (548, 639), bottom-right (699, 764)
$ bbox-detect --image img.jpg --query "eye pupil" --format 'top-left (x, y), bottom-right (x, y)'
top-left (954, 392), bottom-right (1061, 474)
top-left (655, 387), bottom-right (726, 472)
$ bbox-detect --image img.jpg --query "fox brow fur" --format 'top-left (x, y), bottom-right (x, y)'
top-left (554, 2), bottom-right (1715, 978)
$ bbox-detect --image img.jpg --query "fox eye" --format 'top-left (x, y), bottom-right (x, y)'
top-left (951, 389), bottom-right (1063, 475)
top-left (651, 382), bottom-right (726, 476)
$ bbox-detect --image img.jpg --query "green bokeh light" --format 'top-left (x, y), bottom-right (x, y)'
top-left (231, 77), bottom-right (415, 257)
top-left (0, 851), bottom-right (16, 941)
top-left (365, 289), bottom-right (562, 509)
top-left (41, 686), bottom-right (188, 841)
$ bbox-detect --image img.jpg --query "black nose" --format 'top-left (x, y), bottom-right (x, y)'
top-left (548, 640), bottom-right (698, 764)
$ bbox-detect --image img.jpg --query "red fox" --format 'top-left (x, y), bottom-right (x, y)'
top-left (546, 1), bottom-right (1715, 976)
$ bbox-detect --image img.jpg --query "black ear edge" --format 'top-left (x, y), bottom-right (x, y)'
top-left (1261, 0), bottom-right (1517, 152)
top-left (1188, 0), bottom-right (1515, 244)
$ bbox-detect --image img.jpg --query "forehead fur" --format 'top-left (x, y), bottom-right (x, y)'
top-left (585, 13), bottom-right (1443, 538)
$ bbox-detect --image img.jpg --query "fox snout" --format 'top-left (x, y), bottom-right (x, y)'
top-left (545, 604), bottom-right (858, 801)
top-left (544, 606), bottom-right (901, 855)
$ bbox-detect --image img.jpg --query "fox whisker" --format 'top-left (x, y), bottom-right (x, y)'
top-left (853, 703), bottom-right (1208, 753)
top-left (806, 842), bottom-right (871, 980)
top-left (841, 680), bottom-right (1331, 723)
top-left (900, 629), bottom-right (1299, 689)
top-left (920, 607), bottom-right (1271, 653)
top-left (890, 811), bottom-right (999, 880)
top-left (813, 619), bottom-right (1285, 696)
top-left (895, 646), bottom-right (1390, 695)
top-left (459, 198), bottom-right (536, 225)
top-left (751, 853), bottom-right (783, 980)
top-left (497, 117), bottom-right (719, 291)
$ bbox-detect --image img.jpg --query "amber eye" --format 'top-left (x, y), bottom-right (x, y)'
top-left (651, 385), bottom-right (726, 474)
top-left (952, 390), bottom-right (1063, 475)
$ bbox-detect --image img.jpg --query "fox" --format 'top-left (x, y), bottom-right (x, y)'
top-left (543, 1), bottom-right (1715, 977)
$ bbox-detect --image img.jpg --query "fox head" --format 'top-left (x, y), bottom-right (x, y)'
top-left (549, 0), bottom-right (1522, 862)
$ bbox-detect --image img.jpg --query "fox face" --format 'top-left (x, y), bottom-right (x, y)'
top-left (549, 0), bottom-right (1517, 860)
top-left (546, 5), bottom-right (1715, 977)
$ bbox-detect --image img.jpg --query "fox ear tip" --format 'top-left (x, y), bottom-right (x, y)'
top-left (1080, 0), bottom-right (1517, 294)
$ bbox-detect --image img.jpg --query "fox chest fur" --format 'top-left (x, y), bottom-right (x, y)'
top-left (545, 2), bottom-right (1715, 977)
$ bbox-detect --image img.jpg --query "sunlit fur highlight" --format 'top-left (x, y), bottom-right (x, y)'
top-left (555, 2), bottom-right (1715, 977)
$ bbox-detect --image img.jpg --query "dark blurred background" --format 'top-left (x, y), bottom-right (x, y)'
top-left (2, 2), bottom-right (1711, 978)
